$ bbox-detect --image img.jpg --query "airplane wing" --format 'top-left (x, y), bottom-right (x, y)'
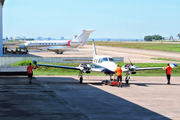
top-left (33, 60), bottom-right (80, 70)
top-left (33, 60), bottom-right (105, 73)
top-left (135, 67), bottom-right (164, 71)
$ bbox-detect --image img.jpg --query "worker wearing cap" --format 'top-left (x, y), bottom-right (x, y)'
top-left (114, 64), bottom-right (122, 88)
top-left (163, 63), bottom-right (172, 84)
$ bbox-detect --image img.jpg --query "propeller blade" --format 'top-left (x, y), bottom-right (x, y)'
top-left (128, 58), bottom-right (133, 65)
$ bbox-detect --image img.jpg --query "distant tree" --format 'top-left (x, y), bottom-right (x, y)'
top-left (144, 35), bottom-right (163, 41)
top-left (144, 35), bottom-right (152, 41)
top-left (177, 34), bottom-right (180, 40)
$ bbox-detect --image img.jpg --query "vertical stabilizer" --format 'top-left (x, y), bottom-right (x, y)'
top-left (75, 30), bottom-right (95, 41)
top-left (92, 39), bottom-right (97, 57)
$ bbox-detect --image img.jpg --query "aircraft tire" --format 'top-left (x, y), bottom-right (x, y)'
top-left (80, 77), bottom-right (83, 83)
top-left (126, 80), bottom-right (129, 84)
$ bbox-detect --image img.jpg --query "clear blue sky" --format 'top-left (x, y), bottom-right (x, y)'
top-left (2, 0), bottom-right (180, 39)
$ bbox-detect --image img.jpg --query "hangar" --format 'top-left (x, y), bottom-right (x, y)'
top-left (0, 0), bottom-right (5, 57)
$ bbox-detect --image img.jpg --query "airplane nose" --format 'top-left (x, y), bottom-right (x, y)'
top-left (18, 45), bottom-right (25, 49)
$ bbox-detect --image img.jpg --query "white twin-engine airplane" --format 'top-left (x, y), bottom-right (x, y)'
top-left (19, 30), bottom-right (95, 54)
top-left (33, 40), bottom-right (177, 84)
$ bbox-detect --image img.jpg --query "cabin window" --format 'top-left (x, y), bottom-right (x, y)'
top-left (54, 43), bottom-right (56, 45)
top-left (48, 43), bottom-right (50, 45)
top-left (45, 43), bottom-right (47, 45)
top-left (94, 59), bottom-right (96, 63)
top-left (109, 58), bottom-right (115, 62)
top-left (51, 43), bottom-right (53, 45)
top-left (96, 59), bottom-right (99, 63)
top-left (42, 43), bottom-right (44, 45)
top-left (98, 59), bottom-right (101, 63)
top-left (102, 58), bottom-right (108, 62)
top-left (99, 59), bottom-right (102, 63)
top-left (94, 59), bottom-right (97, 63)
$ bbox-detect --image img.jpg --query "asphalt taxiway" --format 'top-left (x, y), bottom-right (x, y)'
top-left (0, 76), bottom-right (180, 120)
top-left (3, 45), bottom-right (180, 63)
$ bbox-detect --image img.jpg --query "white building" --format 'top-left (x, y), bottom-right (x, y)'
top-left (0, 0), bottom-right (5, 56)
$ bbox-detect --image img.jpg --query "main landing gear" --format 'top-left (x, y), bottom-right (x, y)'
top-left (108, 75), bottom-right (114, 85)
top-left (56, 50), bottom-right (63, 54)
top-left (103, 74), bottom-right (118, 86)
top-left (125, 73), bottom-right (131, 84)
top-left (79, 76), bottom-right (83, 83)
top-left (79, 71), bottom-right (83, 83)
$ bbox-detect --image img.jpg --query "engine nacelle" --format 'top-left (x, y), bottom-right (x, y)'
top-left (79, 63), bottom-right (91, 74)
top-left (67, 40), bottom-right (82, 46)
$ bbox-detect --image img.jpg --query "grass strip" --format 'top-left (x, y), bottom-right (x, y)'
top-left (88, 41), bottom-right (180, 52)
top-left (151, 58), bottom-right (180, 62)
top-left (10, 60), bottom-right (180, 76)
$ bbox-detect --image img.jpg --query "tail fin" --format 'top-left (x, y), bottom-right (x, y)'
top-left (92, 39), bottom-right (97, 57)
top-left (75, 30), bottom-right (95, 41)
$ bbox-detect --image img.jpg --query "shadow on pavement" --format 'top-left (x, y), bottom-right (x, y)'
top-left (35, 76), bottom-right (171, 120)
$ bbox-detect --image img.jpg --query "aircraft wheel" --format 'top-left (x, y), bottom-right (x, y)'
top-left (126, 80), bottom-right (129, 84)
top-left (80, 77), bottom-right (83, 83)
top-left (60, 52), bottom-right (63, 54)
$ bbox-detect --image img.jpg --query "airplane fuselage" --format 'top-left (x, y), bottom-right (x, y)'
top-left (92, 55), bottom-right (117, 75)
top-left (20, 40), bottom-right (88, 50)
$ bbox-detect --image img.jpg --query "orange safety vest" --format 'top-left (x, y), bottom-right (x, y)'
top-left (115, 67), bottom-right (122, 76)
top-left (27, 65), bottom-right (35, 74)
top-left (165, 66), bottom-right (172, 75)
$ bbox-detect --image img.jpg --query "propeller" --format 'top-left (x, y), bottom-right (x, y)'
top-left (128, 58), bottom-right (133, 66)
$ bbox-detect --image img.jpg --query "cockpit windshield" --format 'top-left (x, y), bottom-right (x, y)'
top-left (109, 58), bottom-right (115, 62)
top-left (101, 58), bottom-right (108, 62)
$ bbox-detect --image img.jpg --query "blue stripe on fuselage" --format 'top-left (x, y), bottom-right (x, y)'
top-left (93, 64), bottom-right (114, 74)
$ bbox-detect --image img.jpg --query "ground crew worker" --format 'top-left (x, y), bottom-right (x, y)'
top-left (27, 63), bottom-right (37, 83)
top-left (114, 64), bottom-right (122, 88)
top-left (163, 63), bottom-right (172, 84)
top-left (16, 47), bottom-right (18, 52)
top-left (3, 47), bottom-right (4, 54)
top-left (5, 47), bottom-right (7, 54)
top-left (26, 47), bottom-right (28, 53)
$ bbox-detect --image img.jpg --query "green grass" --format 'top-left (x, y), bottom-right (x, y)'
top-left (151, 58), bottom-right (180, 62)
top-left (10, 60), bottom-right (180, 76)
top-left (88, 41), bottom-right (180, 52)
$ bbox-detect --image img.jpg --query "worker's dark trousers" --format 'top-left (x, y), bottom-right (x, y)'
top-left (166, 74), bottom-right (171, 83)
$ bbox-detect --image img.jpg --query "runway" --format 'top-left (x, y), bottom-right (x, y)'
top-left (4, 45), bottom-right (180, 63)
top-left (0, 76), bottom-right (180, 120)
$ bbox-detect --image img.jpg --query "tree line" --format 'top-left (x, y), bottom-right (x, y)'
top-left (144, 35), bottom-right (163, 41)
top-left (144, 34), bottom-right (180, 41)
